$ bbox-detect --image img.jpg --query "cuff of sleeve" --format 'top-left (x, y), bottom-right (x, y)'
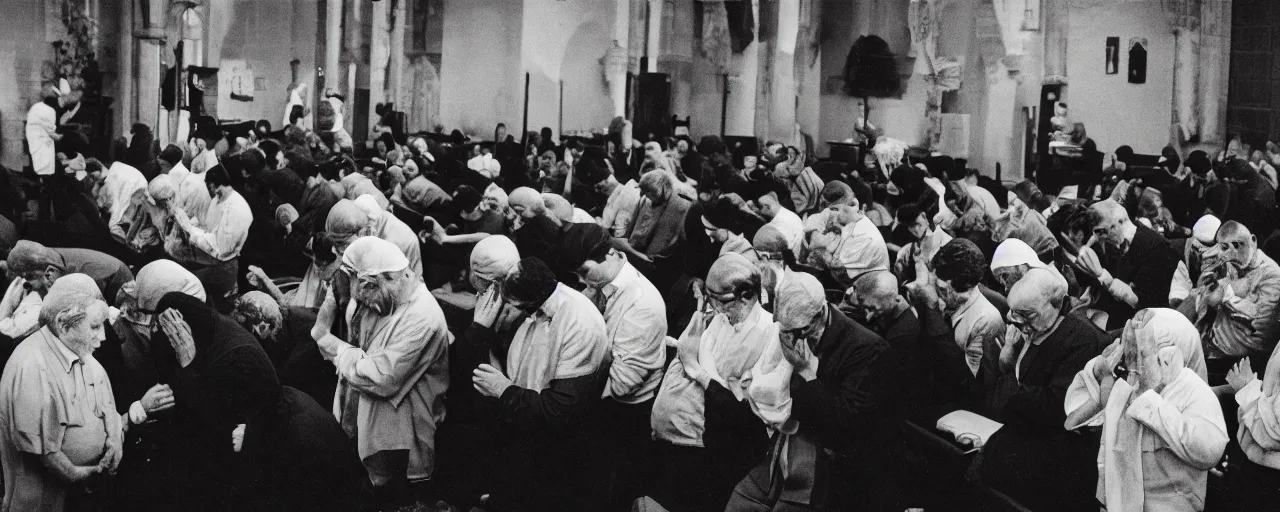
top-left (129, 401), bottom-right (148, 425)
top-left (1237, 380), bottom-right (1264, 407)
top-left (1125, 389), bottom-right (1164, 423)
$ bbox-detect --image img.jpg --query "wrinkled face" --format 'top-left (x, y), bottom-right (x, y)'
top-left (1007, 290), bottom-right (1058, 339)
top-left (351, 271), bottom-right (403, 316)
top-left (705, 280), bottom-right (752, 325)
top-left (906, 213), bottom-right (930, 241)
top-left (1092, 214), bottom-right (1125, 248)
top-left (778, 308), bottom-right (823, 349)
top-left (61, 302), bottom-right (109, 356)
top-left (1218, 231), bottom-right (1257, 269)
top-left (993, 265), bottom-right (1030, 293)
top-left (848, 289), bottom-right (890, 324)
top-left (743, 155), bottom-right (758, 170)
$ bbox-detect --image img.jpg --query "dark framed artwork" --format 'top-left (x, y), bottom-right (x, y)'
top-left (1105, 37), bottom-right (1119, 75)
top-left (1128, 38), bottom-right (1148, 84)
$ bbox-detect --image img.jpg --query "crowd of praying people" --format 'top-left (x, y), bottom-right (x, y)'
top-left (10, 78), bottom-right (1280, 511)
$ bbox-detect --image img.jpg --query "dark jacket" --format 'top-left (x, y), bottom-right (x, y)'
top-left (1097, 224), bottom-right (1179, 329)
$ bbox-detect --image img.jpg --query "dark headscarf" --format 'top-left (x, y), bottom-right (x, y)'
top-left (1160, 145), bottom-right (1181, 175)
top-left (553, 223), bottom-right (610, 276)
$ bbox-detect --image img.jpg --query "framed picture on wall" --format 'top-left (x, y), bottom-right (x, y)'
top-left (1105, 37), bottom-right (1119, 75)
top-left (1129, 38), bottom-right (1148, 84)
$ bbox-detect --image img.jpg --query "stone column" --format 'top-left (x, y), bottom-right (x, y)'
top-left (118, 0), bottom-right (134, 131)
top-left (609, 0), bottom-right (631, 116)
top-left (369, 0), bottom-right (389, 132)
top-left (388, 0), bottom-right (407, 110)
top-left (134, 0), bottom-right (168, 136)
top-left (646, 0), bottom-right (662, 72)
top-left (1042, 0), bottom-right (1068, 84)
top-left (724, 0), bottom-right (759, 136)
top-left (325, 0), bottom-right (343, 94)
top-left (1198, 0), bottom-right (1231, 146)
top-left (753, 0), bottom-right (778, 140)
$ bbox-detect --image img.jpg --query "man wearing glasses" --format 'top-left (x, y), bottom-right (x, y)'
top-left (1076, 199), bottom-right (1179, 330)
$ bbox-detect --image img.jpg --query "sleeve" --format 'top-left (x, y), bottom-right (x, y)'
top-left (329, 315), bottom-right (448, 400)
top-left (1064, 357), bottom-right (1108, 430)
top-left (1223, 270), bottom-right (1280, 353)
top-left (0, 279), bottom-right (25, 319)
top-left (789, 338), bottom-right (887, 447)
top-left (603, 302), bottom-right (666, 400)
top-left (702, 379), bottom-right (771, 475)
top-left (964, 314), bottom-right (1005, 378)
top-left (0, 291), bottom-right (42, 339)
top-left (1126, 386), bottom-right (1228, 470)
top-left (1002, 334), bottom-right (1095, 433)
top-left (497, 373), bottom-right (598, 433)
top-left (186, 202), bottom-right (252, 260)
top-left (8, 364), bottom-right (64, 455)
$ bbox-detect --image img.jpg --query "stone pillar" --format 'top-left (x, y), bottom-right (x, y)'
top-left (661, 0), bottom-right (695, 120)
top-left (134, 0), bottom-right (168, 136)
top-left (768, 0), bottom-right (800, 143)
top-left (646, 0), bottom-right (662, 72)
top-left (609, 0), bottom-right (631, 116)
top-left (118, 0), bottom-right (134, 130)
top-left (753, 0), bottom-right (778, 140)
top-left (724, 0), bottom-right (759, 137)
top-left (369, 0), bottom-right (389, 132)
top-left (1042, 0), bottom-right (1068, 84)
top-left (388, 0), bottom-right (407, 110)
top-left (1198, 0), bottom-right (1230, 146)
top-left (325, 0), bottom-right (344, 94)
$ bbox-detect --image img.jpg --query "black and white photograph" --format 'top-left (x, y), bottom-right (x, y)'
top-left (0, 0), bottom-right (1271, 511)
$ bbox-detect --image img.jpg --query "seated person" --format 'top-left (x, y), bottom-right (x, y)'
top-left (1180, 220), bottom-right (1280, 383)
top-left (808, 203), bottom-right (890, 288)
top-left (1169, 215), bottom-right (1221, 308)
top-left (702, 197), bottom-right (759, 263)
top-left (893, 203), bottom-right (951, 284)
top-left (975, 269), bottom-right (1107, 512)
top-left (850, 270), bottom-right (929, 421)
top-left (1076, 200), bottom-right (1179, 330)
top-left (615, 171), bottom-right (694, 265)
top-left (909, 239), bottom-right (1004, 387)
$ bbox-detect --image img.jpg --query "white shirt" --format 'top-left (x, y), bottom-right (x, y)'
top-left (583, 262), bottom-right (668, 404)
top-left (191, 149), bottom-right (219, 175)
top-left (966, 181), bottom-right (1002, 220)
top-left (600, 180), bottom-right (642, 238)
top-left (768, 207), bottom-right (805, 257)
top-left (185, 189), bottom-right (253, 262)
top-left (0, 279), bottom-right (40, 339)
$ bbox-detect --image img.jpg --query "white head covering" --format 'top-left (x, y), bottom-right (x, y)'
top-left (136, 260), bottom-right (207, 311)
top-left (1192, 215), bottom-right (1222, 244)
top-left (990, 239), bottom-right (1048, 271)
top-left (467, 153), bottom-right (502, 179)
top-left (469, 235), bottom-right (520, 283)
top-left (1057, 185), bottom-right (1079, 201)
top-left (353, 194), bottom-right (384, 223)
top-left (102, 161), bottom-right (149, 227)
top-left (342, 236), bottom-right (409, 276)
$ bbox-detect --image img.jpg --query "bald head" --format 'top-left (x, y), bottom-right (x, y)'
top-left (1088, 199), bottom-right (1132, 248)
top-left (1089, 199), bottom-right (1129, 223)
top-left (775, 272), bottom-right (826, 328)
top-left (854, 270), bottom-right (899, 303)
top-left (1217, 220), bottom-right (1258, 268)
top-left (508, 187), bottom-right (545, 218)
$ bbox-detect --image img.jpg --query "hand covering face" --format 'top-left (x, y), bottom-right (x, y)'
top-left (136, 259), bottom-right (208, 312)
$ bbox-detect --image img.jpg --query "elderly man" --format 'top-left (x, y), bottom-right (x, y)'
top-left (1068, 309), bottom-right (1225, 512)
top-left (1077, 199), bottom-right (1179, 330)
top-left (469, 257), bottom-right (611, 511)
top-left (232, 291), bottom-right (336, 407)
top-left (617, 171), bottom-right (694, 264)
top-left (850, 270), bottom-right (929, 421)
top-left (0, 276), bottom-right (126, 512)
top-left (155, 144), bottom-right (211, 221)
top-left (976, 268), bottom-right (1107, 512)
top-left (554, 224), bottom-right (667, 503)
top-left (166, 165), bottom-right (252, 312)
top-left (309, 236), bottom-right (451, 508)
top-left (1170, 215), bottom-right (1222, 308)
top-left (727, 272), bottom-right (895, 511)
top-left (650, 253), bottom-right (777, 510)
top-left (354, 194), bottom-right (423, 278)
top-left (1181, 221), bottom-right (1280, 383)
top-left (2, 241), bottom-right (133, 342)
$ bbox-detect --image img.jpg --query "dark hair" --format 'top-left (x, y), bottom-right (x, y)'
top-left (288, 105), bottom-right (305, 126)
top-left (255, 119), bottom-right (272, 134)
top-left (258, 139), bottom-right (282, 167)
top-left (452, 184), bottom-right (483, 213)
top-left (567, 139), bottom-right (585, 152)
top-left (377, 132), bottom-right (396, 151)
top-left (159, 144), bottom-right (184, 165)
top-left (503, 257), bottom-right (558, 304)
top-left (238, 148), bottom-right (267, 176)
top-left (703, 197), bottom-right (748, 233)
top-left (289, 149), bottom-right (319, 179)
top-left (896, 204), bottom-right (925, 225)
top-left (317, 157), bottom-right (343, 181)
top-left (205, 165), bottom-right (233, 188)
top-left (931, 238), bottom-right (986, 293)
top-left (85, 158), bottom-right (104, 174)
top-left (284, 126), bottom-right (307, 148)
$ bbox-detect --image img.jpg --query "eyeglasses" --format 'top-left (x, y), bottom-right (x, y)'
top-left (1092, 219), bottom-right (1122, 236)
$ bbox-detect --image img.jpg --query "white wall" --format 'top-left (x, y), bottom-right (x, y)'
top-left (1065, 0), bottom-right (1174, 155)
top-left (439, 0), bottom-right (524, 137)
top-left (206, 0), bottom-right (320, 124)
top-left (0, 0), bottom-right (48, 170)
top-left (520, 0), bottom-right (614, 137)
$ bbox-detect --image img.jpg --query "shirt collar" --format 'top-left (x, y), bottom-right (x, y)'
top-left (595, 260), bottom-right (640, 299)
top-left (950, 289), bottom-right (983, 323)
top-left (41, 327), bottom-right (81, 373)
top-left (534, 283), bottom-right (571, 321)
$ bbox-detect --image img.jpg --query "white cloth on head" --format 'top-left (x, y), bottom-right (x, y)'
top-left (136, 259), bottom-right (207, 311)
top-left (991, 239), bottom-right (1048, 271)
top-left (101, 162), bottom-right (149, 234)
top-left (354, 194), bottom-right (384, 223)
top-left (469, 236), bottom-right (519, 284)
top-left (342, 236), bottom-right (409, 276)
top-left (467, 154), bottom-right (502, 179)
top-left (1192, 215), bottom-right (1221, 244)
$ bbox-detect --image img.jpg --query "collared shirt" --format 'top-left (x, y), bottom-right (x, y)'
top-left (768, 207), bottom-right (805, 257)
top-left (950, 290), bottom-right (1005, 377)
top-left (183, 189), bottom-right (253, 263)
top-left (583, 261), bottom-right (668, 404)
top-left (600, 180), bottom-right (642, 238)
top-left (507, 284), bottom-right (611, 392)
top-left (0, 327), bottom-right (118, 512)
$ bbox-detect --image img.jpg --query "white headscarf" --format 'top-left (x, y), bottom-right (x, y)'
top-left (342, 236), bottom-right (409, 276)
top-left (136, 260), bottom-right (207, 311)
top-left (102, 161), bottom-right (149, 228)
top-left (990, 239), bottom-right (1049, 271)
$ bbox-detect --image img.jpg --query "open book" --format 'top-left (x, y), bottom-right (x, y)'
top-left (936, 410), bottom-right (1004, 454)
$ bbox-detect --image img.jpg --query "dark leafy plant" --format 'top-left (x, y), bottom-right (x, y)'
top-left (42, 0), bottom-right (99, 95)
top-left (842, 35), bottom-right (899, 133)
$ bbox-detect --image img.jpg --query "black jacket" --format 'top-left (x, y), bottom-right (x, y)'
top-left (1097, 224), bottom-right (1179, 329)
